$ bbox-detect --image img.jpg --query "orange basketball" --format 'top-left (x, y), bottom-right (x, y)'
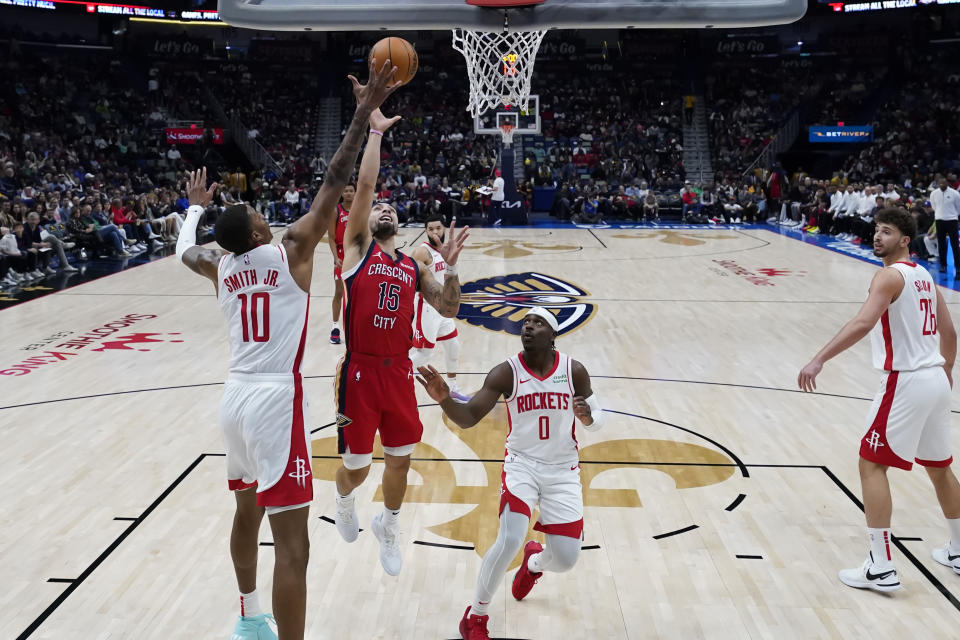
top-left (369, 37), bottom-right (418, 87)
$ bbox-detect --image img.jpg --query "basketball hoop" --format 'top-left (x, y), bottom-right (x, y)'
top-left (452, 26), bottom-right (546, 118)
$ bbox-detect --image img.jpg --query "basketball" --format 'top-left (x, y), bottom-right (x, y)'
top-left (369, 37), bottom-right (418, 87)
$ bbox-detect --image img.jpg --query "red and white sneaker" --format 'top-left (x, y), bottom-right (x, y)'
top-left (459, 606), bottom-right (490, 640)
top-left (511, 540), bottom-right (544, 600)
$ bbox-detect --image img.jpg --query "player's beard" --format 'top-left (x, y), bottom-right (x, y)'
top-left (373, 220), bottom-right (397, 241)
top-left (429, 233), bottom-right (445, 248)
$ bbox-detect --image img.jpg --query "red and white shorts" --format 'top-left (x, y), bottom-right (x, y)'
top-left (220, 372), bottom-right (313, 510)
top-left (860, 367), bottom-right (953, 471)
top-left (411, 293), bottom-right (458, 350)
top-left (335, 352), bottom-right (423, 468)
top-left (499, 451), bottom-right (584, 539)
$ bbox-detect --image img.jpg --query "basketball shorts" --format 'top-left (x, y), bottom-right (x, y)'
top-left (335, 352), bottom-right (423, 468)
top-left (860, 367), bottom-right (953, 470)
top-left (411, 294), bottom-right (457, 350)
top-left (220, 372), bottom-right (313, 508)
top-left (499, 451), bottom-right (584, 539)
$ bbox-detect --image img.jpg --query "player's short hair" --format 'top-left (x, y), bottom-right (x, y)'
top-left (875, 207), bottom-right (917, 240)
top-left (215, 204), bottom-right (254, 255)
top-left (424, 213), bottom-right (444, 227)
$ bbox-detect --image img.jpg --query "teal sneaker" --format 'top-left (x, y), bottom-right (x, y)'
top-left (229, 613), bottom-right (278, 640)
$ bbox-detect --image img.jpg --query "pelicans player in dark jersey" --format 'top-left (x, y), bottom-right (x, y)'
top-left (327, 184), bottom-right (354, 344)
top-left (174, 57), bottom-right (401, 640)
top-left (332, 107), bottom-right (469, 577)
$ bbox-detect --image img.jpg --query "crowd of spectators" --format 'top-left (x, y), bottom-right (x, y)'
top-left (4, 28), bottom-right (960, 290)
top-left (706, 61), bottom-right (815, 180)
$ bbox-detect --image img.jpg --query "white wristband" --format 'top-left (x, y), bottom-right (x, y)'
top-left (583, 394), bottom-right (604, 431)
top-left (444, 263), bottom-right (458, 277)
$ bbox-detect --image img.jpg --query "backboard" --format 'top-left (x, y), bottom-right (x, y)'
top-left (475, 95), bottom-right (540, 137)
top-left (217, 0), bottom-right (808, 32)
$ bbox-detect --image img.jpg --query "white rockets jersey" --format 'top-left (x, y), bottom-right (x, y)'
top-left (422, 242), bottom-right (447, 285)
top-left (217, 244), bottom-right (310, 375)
top-left (870, 261), bottom-right (945, 372)
top-left (504, 351), bottom-right (579, 465)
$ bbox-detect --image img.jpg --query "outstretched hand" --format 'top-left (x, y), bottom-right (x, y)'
top-left (438, 218), bottom-right (470, 267)
top-left (369, 108), bottom-right (401, 133)
top-left (348, 58), bottom-right (402, 115)
top-left (187, 167), bottom-right (218, 208)
top-left (416, 365), bottom-right (450, 403)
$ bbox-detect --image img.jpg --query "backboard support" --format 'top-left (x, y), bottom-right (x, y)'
top-left (217, 0), bottom-right (808, 32)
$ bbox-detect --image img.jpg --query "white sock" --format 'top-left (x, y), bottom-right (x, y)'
top-left (947, 518), bottom-right (960, 552)
top-left (470, 599), bottom-right (490, 617)
top-left (527, 552), bottom-right (545, 573)
top-left (332, 321), bottom-right (341, 331)
top-left (868, 528), bottom-right (894, 568)
top-left (447, 376), bottom-right (459, 392)
top-left (336, 488), bottom-right (355, 504)
top-left (240, 588), bottom-right (263, 618)
top-left (383, 506), bottom-right (400, 528)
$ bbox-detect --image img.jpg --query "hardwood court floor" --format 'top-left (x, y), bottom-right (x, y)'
top-left (4, 226), bottom-right (960, 639)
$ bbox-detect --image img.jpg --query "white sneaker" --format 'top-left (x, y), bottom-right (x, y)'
top-left (838, 557), bottom-right (900, 592)
top-left (63, 264), bottom-right (79, 272)
top-left (931, 543), bottom-right (960, 575)
top-left (334, 491), bottom-right (359, 543)
top-left (30, 270), bottom-right (45, 280)
top-left (371, 512), bottom-right (402, 576)
top-left (119, 250), bottom-right (132, 258)
top-left (44, 267), bottom-right (57, 276)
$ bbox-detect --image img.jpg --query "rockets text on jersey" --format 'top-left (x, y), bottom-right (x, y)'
top-left (422, 241), bottom-right (446, 285)
top-left (504, 350), bottom-right (579, 465)
top-left (342, 242), bottom-right (420, 357)
top-left (217, 243), bottom-right (310, 375)
top-left (870, 261), bottom-right (946, 372)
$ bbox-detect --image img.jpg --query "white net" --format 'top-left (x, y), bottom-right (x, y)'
top-left (451, 28), bottom-right (547, 118)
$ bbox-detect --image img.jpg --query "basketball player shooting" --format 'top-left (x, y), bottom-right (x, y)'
top-left (416, 307), bottom-right (603, 640)
top-left (332, 106), bottom-right (469, 577)
top-left (798, 208), bottom-right (960, 593)
top-left (175, 58), bottom-right (401, 640)
top-left (409, 213), bottom-right (470, 401)
top-left (328, 183), bottom-right (354, 344)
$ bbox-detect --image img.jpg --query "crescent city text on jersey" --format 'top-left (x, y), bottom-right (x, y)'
top-left (367, 262), bottom-right (416, 286)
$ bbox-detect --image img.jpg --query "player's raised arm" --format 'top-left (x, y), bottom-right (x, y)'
top-left (416, 362), bottom-right (512, 428)
top-left (798, 267), bottom-right (904, 392)
top-left (281, 58), bottom-right (400, 268)
top-left (340, 108), bottom-right (401, 259)
top-left (177, 168), bottom-right (222, 288)
top-left (571, 359), bottom-right (604, 432)
top-left (417, 218), bottom-right (468, 318)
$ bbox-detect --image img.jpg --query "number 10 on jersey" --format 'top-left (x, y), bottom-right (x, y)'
top-left (238, 292), bottom-right (270, 342)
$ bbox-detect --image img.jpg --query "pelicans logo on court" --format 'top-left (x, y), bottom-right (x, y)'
top-left (458, 272), bottom-right (594, 337)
